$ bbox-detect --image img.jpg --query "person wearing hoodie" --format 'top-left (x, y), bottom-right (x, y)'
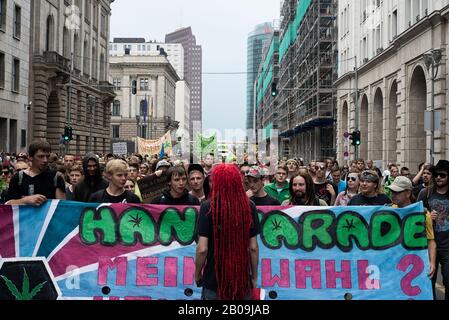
top-left (72, 153), bottom-right (109, 203)
top-left (151, 165), bottom-right (200, 206)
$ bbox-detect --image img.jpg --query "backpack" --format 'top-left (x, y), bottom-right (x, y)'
top-left (18, 170), bottom-right (64, 188)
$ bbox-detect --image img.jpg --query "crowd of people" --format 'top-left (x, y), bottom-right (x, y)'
top-left (0, 140), bottom-right (447, 300)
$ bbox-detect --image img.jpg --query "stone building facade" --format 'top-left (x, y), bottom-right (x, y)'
top-left (109, 54), bottom-right (179, 149)
top-left (336, 0), bottom-right (449, 172)
top-left (0, 0), bottom-right (31, 153)
top-left (29, 0), bottom-right (115, 155)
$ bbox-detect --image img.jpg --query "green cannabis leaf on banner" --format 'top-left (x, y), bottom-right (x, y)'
top-left (1, 268), bottom-right (47, 300)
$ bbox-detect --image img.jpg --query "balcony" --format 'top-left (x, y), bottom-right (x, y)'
top-left (42, 51), bottom-right (71, 72)
top-left (99, 81), bottom-right (115, 96)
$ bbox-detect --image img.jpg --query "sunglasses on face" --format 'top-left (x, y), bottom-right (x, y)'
top-left (1, 171), bottom-right (9, 175)
top-left (346, 176), bottom-right (357, 182)
top-left (315, 166), bottom-right (325, 170)
top-left (436, 172), bottom-right (448, 179)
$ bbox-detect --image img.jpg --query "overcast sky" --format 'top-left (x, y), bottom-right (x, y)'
top-left (110, 0), bottom-right (280, 137)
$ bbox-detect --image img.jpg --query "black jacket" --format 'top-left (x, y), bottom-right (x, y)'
top-left (151, 190), bottom-right (200, 206)
top-left (72, 153), bottom-right (109, 203)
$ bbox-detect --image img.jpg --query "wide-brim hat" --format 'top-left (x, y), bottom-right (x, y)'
top-left (432, 160), bottom-right (449, 175)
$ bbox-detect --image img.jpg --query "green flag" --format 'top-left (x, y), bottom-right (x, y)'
top-left (195, 132), bottom-right (217, 159)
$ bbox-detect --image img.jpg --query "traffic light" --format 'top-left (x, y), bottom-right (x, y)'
top-left (63, 126), bottom-right (73, 142)
top-left (271, 82), bottom-right (278, 97)
top-left (350, 130), bottom-right (361, 146)
top-left (132, 80), bottom-right (137, 95)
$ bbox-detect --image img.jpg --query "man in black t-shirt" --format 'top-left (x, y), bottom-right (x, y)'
top-left (418, 160), bottom-right (449, 300)
top-left (6, 141), bottom-right (66, 206)
top-left (313, 162), bottom-right (337, 205)
top-left (151, 165), bottom-right (200, 206)
top-left (246, 166), bottom-right (280, 206)
top-left (348, 170), bottom-right (391, 206)
top-left (89, 159), bottom-right (140, 204)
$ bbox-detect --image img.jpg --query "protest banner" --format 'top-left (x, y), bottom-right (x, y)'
top-left (137, 132), bottom-right (173, 157)
top-left (0, 201), bottom-right (432, 300)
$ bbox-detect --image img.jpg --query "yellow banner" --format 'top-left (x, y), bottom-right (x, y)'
top-left (137, 131), bottom-right (173, 157)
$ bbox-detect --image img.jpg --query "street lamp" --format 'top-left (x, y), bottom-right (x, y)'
top-left (423, 48), bottom-right (442, 165)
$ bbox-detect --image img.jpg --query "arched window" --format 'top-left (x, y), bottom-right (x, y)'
top-left (63, 27), bottom-right (70, 58)
top-left (100, 53), bottom-right (105, 81)
top-left (46, 15), bottom-right (54, 52)
top-left (83, 39), bottom-right (89, 75)
top-left (74, 33), bottom-right (80, 70)
top-left (92, 47), bottom-right (97, 79)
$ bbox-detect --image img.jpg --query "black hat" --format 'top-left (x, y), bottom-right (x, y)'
top-left (432, 160), bottom-right (449, 174)
top-left (188, 164), bottom-right (205, 176)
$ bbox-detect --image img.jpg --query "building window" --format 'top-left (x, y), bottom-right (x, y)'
top-left (11, 58), bottom-right (19, 92)
top-left (0, 52), bottom-right (4, 89)
top-left (13, 4), bottom-right (21, 39)
top-left (112, 100), bottom-right (120, 116)
top-left (63, 27), bottom-right (70, 58)
top-left (112, 125), bottom-right (120, 139)
top-left (83, 39), bottom-right (89, 74)
top-left (0, 0), bottom-right (6, 31)
top-left (21, 129), bottom-right (26, 148)
top-left (113, 78), bottom-right (121, 90)
top-left (101, 11), bottom-right (106, 37)
top-left (84, 0), bottom-right (91, 23)
top-left (93, 1), bottom-right (98, 29)
top-left (46, 15), bottom-right (55, 51)
top-left (140, 78), bottom-right (149, 91)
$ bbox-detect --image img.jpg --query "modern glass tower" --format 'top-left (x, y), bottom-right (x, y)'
top-left (246, 22), bottom-right (273, 130)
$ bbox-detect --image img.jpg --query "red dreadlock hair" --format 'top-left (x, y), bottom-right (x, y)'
top-left (209, 164), bottom-right (253, 300)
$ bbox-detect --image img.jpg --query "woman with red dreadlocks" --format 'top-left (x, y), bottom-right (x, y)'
top-left (195, 164), bottom-right (260, 300)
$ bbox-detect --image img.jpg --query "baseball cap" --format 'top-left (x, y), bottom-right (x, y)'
top-left (387, 176), bottom-right (413, 192)
top-left (188, 164), bottom-right (205, 175)
top-left (246, 166), bottom-right (264, 179)
top-left (17, 152), bottom-right (28, 160)
top-left (156, 160), bottom-right (171, 170)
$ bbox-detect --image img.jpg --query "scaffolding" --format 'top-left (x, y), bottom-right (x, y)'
top-left (277, 0), bottom-right (337, 161)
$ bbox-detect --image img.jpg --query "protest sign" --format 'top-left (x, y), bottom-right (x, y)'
top-left (137, 173), bottom-right (169, 204)
top-left (0, 201), bottom-right (432, 300)
top-left (112, 142), bottom-right (127, 155)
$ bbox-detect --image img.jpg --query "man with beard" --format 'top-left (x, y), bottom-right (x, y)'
top-left (6, 141), bottom-right (66, 206)
top-left (412, 164), bottom-right (433, 198)
top-left (282, 172), bottom-right (327, 206)
top-left (246, 166), bottom-right (280, 206)
top-left (72, 153), bottom-right (109, 203)
top-left (312, 161), bottom-right (337, 206)
top-left (151, 165), bottom-right (200, 205)
top-left (418, 160), bottom-right (449, 300)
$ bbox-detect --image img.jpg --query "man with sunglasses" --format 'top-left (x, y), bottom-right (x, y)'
top-left (0, 164), bottom-right (13, 204)
top-left (313, 162), bottom-right (337, 206)
top-left (348, 170), bottom-right (391, 206)
top-left (418, 160), bottom-right (449, 300)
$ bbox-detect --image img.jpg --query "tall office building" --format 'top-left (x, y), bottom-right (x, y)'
top-left (165, 27), bottom-right (202, 140)
top-left (0, 0), bottom-right (31, 153)
top-left (246, 22), bottom-right (273, 130)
